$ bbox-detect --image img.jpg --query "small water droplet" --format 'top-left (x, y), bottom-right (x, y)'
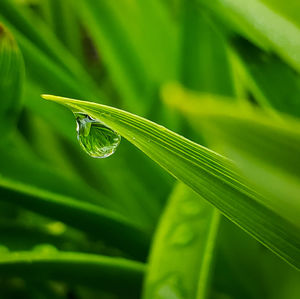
top-left (75, 113), bottom-right (121, 158)
top-left (33, 244), bottom-right (58, 255)
top-left (169, 223), bottom-right (195, 247)
top-left (46, 221), bottom-right (66, 235)
top-left (180, 199), bottom-right (203, 217)
top-left (152, 273), bottom-right (185, 299)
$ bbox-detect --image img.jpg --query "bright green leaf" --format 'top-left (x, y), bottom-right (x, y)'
top-left (42, 94), bottom-right (300, 269)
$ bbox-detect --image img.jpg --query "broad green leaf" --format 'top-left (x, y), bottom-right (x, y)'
top-left (42, 94), bottom-right (300, 268)
top-left (163, 89), bottom-right (300, 228)
top-left (0, 177), bottom-right (150, 260)
top-left (204, 0), bottom-right (300, 72)
top-left (143, 183), bottom-right (220, 299)
top-left (0, 251), bottom-right (145, 298)
top-left (0, 23), bottom-right (24, 142)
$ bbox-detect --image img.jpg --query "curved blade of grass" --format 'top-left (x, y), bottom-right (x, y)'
top-left (0, 251), bottom-right (145, 298)
top-left (0, 177), bottom-right (150, 260)
top-left (0, 23), bottom-right (24, 142)
top-left (143, 183), bottom-right (220, 299)
top-left (164, 91), bottom-right (300, 228)
top-left (42, 94), bottom-right (300, 269)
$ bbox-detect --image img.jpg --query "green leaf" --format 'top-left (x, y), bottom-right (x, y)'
top-left (143, 183), bottom-right (220, 299)
top-left (0, 251), bottom-right (145, 298)
top-left (0, 23), bottom-right (24, 142)
top-left (0, 176), bottom-right (150, 260)
top-left (42, 94), bottom-right (300, 269)
top-left (164, 90), bottom-right (300, 228)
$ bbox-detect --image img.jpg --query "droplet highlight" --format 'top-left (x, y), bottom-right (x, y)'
top-left (75, 113), bottom-right (121, 158)
top-left (180, 199), bottom-right (203, 217)
top-left (169, 223), bottom-right (196, 247)
top-left (152, 273), bottom-right (185, 299)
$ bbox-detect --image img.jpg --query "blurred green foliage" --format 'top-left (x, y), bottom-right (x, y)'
top-left (0, 0), bottom-right (299, 298)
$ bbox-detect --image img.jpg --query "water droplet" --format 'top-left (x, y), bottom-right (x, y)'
top-left (180, 199), bottom-right (203, 217)
top-left (46, 221), bottom-right (66, 235)
top-left (33, 244), bottom-right (58, 254)
top-left (75, 113), bottom-right (121, 158)
top-left (152, 273), bottom-right (185, 299)
top-left (169, 223), bottom-right (195, 247)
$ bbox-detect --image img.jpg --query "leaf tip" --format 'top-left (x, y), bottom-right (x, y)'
top-left (41, 94), bottom-right (52, 100)
top-left (41, 94), bottom-right (67, 103)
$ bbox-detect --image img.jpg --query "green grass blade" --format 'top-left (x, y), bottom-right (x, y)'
top-left (0, 23), bottom-right (24, 142)
top-left (0, 251), bottom-right (145, 297)
top-left (0, 177), bottom-right (149, 260)
top-left (42, 94), bottom-right (300, 269)
top-left (165, 92), bottom-right (300, 227)
top-left (143, 183), bottom-right (220, 299)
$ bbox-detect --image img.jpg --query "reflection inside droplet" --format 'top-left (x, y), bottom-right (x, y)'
top-left (75, 113), bottom-right (121, 158)
top-left (169, 223), bottom-right (196, 247)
